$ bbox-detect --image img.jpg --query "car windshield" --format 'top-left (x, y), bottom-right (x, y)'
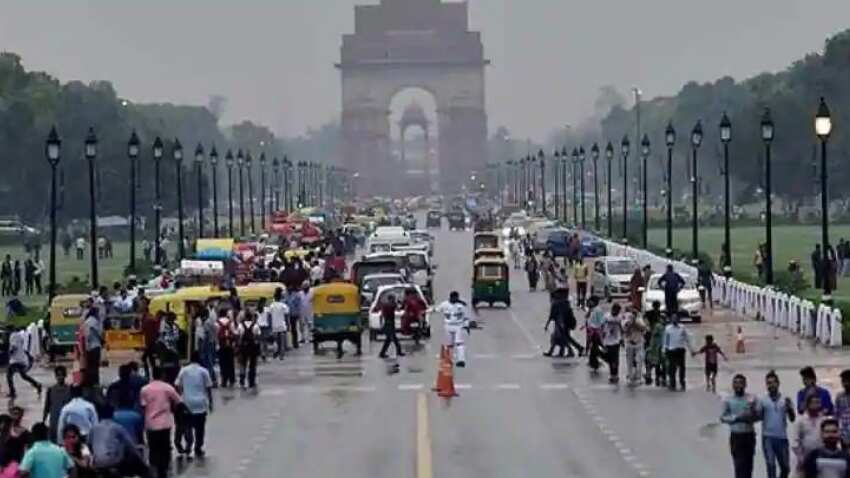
top-left (648, 274), bottom-right (696, 290)
top-left (375, 287), bottom-right (418, 306)
top-left (607, 260), bottom-right (637, 275)
top-left (406, 254), bottom-right (427, 270)
top-left (363, 276), bottom-right (402, 291)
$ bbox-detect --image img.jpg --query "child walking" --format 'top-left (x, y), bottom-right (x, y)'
top-left (692, 334), bottom-right (727, 392)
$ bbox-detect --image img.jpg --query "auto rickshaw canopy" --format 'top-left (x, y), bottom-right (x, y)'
top-left (313, 282), bottom-right (361, 315)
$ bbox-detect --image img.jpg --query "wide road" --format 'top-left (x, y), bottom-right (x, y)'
top-left (171, 224), bottom-right (846, 478)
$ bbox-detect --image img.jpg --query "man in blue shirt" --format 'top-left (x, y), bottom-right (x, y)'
top-left (796, 366), bottom-right (834, 415)
top-left (759, 370), bottom-right (795, 478)
top-left (720, 374), bottom-right (758, 478)
top-left (19, 422), bottom-right (75, 478)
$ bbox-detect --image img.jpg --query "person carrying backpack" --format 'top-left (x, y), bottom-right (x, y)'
top-left (237, 312), bottom-right (262, 389)
top-left (216, 310), bottom-right (237, 388)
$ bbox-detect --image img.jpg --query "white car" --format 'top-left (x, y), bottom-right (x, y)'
top-left (501, 212), bottom-right (529, 238)
top-left (642, 273), bottom-right (703, 322)
top-left (368, 284), bottom-right (433, 340)
top-left (360, 273), bottom-right (407, 308)
top-left (590, 256), bottom-right (640, 300)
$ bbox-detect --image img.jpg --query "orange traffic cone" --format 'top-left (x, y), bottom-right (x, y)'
top-left (736, 326), bottom-right (746, 354)
top-left (433, 346), bottom-right (458, 398)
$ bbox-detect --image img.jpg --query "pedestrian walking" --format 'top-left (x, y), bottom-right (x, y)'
top-left (583, 296), bottom-right (605, 372)
top-left (658, 265), bottom-right (685, 316)
top-left (436, 291), bottom-right (471, 367)
top-left (12, 260), bottom-right (21, 295)
top-left (692, 334), bottom-right (727, 393)
top-left (643, 300), bottom-right (663, 386)
top-left (794, 393), bottom-right (827, 476)
top-left (140, 367), bottom-right (182, 478)
top-left (286, 286), bottom-right (303, 348)
top-left (88, 405), bottom-right (150, 476)
top-left (158, 312), bottom-right (181, 385)
top-left (6, 325), bottom-right (41, 399)
top-left (796, 367), bottom-right (834, 415)
top-left (574, 260), bottom-right (589, 308)
top-left (42, 366), bottom-right (71, 444)
top-left (61, 423), bottom-right (93, 476)
top-left (812, 245), bottom-right (823, 289)
top-left (216, 310), bottom-right (237, 389)
top-left (237, 311), bottom-right (261, 388)
top-left (194, 306), bottom-right (218, 387)
top-left (697, 259), bottom-right (714, 309)
top-left (663, 312), bottom-right (693, 391)
top-left (628, 267), bottom-right (645, 311)
top-left (758, 370), bottom-right (795, 478)
top-left (0, 255), bottom-right (11, 296)
top-left (720, 374), bottom-right (758, 478)
top-left (33, 256), bottom-right (44, 295)
top-left (378, 295), bottom-right (405, 359)
top-left (57, 385), bottom-right (99, 443)
top-left (622, 306), bottom-right (647, 387)
top-left (76, 237), bottom-right (86, 261)
top-left (175, 351), bottom-right (213, 458)
top-left (755, 245), bottom-right (766, 279)
top-left (82, 308), bottom-right (103, 387)
top-left (525, 254), bottom-right (540, 291)
top-left (834, 369), bottom-right (850, 449)
top-left (19, 423), bottom-right (75, 478)
top-left (256, 297), bottom-right (271, 361)
top-left (543, 289), bottom-right (572, 357)
top-left (601, 303), bottom-right (624, 384)
top-left (141, 309), bottom-right (161, 380)
top-left (268, 287), bottom-right (289, 359)
top-left (802, 418), bottom-right (850, 477)
top-left (23, 257), bottom-right (34, 296)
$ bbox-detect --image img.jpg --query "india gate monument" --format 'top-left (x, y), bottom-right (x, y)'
top-left (337, 0), bottom-right (489, 195)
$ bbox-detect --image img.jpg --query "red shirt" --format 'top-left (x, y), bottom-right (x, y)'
top-left (141, 314), bottom-right (161, 347)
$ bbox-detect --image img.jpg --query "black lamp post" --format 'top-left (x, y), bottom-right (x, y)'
top-left (283, 157), bottom-right (292, 212)
top-left (298, 161), bottom-right (306, 208)
top-left (640, 134), bottom-right (650, 248)
top-left (591, 143), bottom-right (600, 232)
top-left (719, 113), bottom-right (732, 276)
top-left (571, 148), bottom-right (579, 225)
top-left (127, 131), bottom-right (140, 272)
top-left (272, 157), bottom-right (280, 212)
top-left (538, 149), bottom-right (546, 216)
top-left (560, 147), bottom-right (568, 224)
top-left (173, 139), bottom-right (185, 260)
top-left (260, 153), bottom-right (267, 230)
top-left (246, 152), bottom-right (255, 234)
top-left (665, 122), bottom-right (675, 258)
top-left (210, 146), bottom-right (219, 236)
top-left (690, 121), bottom-right (703, 262)
top-left (45, 127), bottom-right (61, 300)
top-left (605, 142), bottom-right (614, 238)
top-left (761, 108), bottom-right (775, 285)
top-left (225, 150), bottom-right (235, 237)
top-left (621, 135), bottom-right (630, 243)
top-left (815, 97), bottom-right (833, 303)
top-left (152, 137), bottom-right (163, 265)
top-left (553, 150), bottom-right (560, 220)
top-left (194, 143), bottom-right (205, 239)
top-left (237, 150), bottom-right (246, 236)
top-left (84, 128), bottom-right (99, 288)
top-left (579, 146), bottom-right (586, 229)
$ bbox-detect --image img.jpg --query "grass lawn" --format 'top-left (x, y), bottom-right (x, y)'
top-left (648, 225), bottom-right (850, 301)
top-left (0, 240), bottom-right (176, 311)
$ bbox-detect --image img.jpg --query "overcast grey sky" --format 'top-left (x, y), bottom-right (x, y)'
top-left (1, 0), bottom-right (848, 141)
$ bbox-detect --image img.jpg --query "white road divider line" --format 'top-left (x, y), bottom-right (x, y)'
top-left (494, 383), bottom-right (521, 390)
top-left (399, 384), bottom-right (425, 391)
top-left (455, 383), bottom-right (472, 390)
top-left (539, 383), bottom-right (569, 390)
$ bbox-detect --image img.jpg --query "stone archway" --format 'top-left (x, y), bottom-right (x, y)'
top-left (337, 0), bottom-right (489, 195)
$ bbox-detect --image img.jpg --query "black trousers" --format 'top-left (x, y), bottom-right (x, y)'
top-left (142, 345), bottom-right (158, 379)
top-left (34, 275), bottom-right (42, 294)
top-left (6, 363), bottom-right (40, 397)
top-left (288, 315), bottom-right (300, 347)
top-left (587, 335), bottom-right (603, 370)
top-left (218, 346), bottom-right (236, 387)
top-left (666, 348), bottom-right (687, 389)
top-left (576, 282), bottom-right (587, 307)
top-left (147, 428), bottom-right (172, 478)
top-left (84, 347), bottom-right (101, 387)
top-left (380, 330), bottom-right (402, 357)
top-left (176, 412), bottom-right (207, 454)
top-left (239, 351), bottom-right (258, 387)
top-left (605, 344), bottom-right (620, 378)
top-left (664, 292), bottom-right (679, 315)
top-left (730, 432), bottom-right (756, 478)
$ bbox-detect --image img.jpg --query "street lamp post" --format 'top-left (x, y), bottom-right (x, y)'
top-left (173, 139), bottom-right (185, 260)
top-left (45, 127), bottom-right (61, 300)
top-left (592, 143), bottom-right (600, 232)
top-left (246, 152), bottom-right (256, 234)
top-left (84, 128), bottom-right (99, 288)
top-left (210, 146), bottom-right (219, 236)
top-left (553, 150), bottom-right (560, 220)
top-left (538, 150), bottom-right (546, 216)
top-left (690, 121), bottom-right (703, 262)
top-left (194, 143), bottom-right (205, 239)
top-left (579, 146), bottom-right (586, 229)
top-left (640, 134), bottom-right (650, 248)
top-left (761, 108), bottom-right (775, 285)
top-left (815, 97), bottom-right (833, 303)
top-left (560, 147), bottom-right (568, 224)
top-left (272, 157), bottom-right (280, 212)
top-left (152, 137), bottom-right (163, 265)
top-left (665, 122), bottom-right (676, 258)
top-left (260, 153), bottom-right (267, 230)
top-left (237, 150), bottom-right (246, 236)
top-left (284, 157), bottom-right (292, 212)
top-left (719, 114), bottom-right (733, 276)
top-left (127, 131), bottom-right (140, 272)
top-left (225, 150), bottom-right (235, 237)
top-left (621, 136), bottom-right (630, 243)
top-left (571, 148), bottom-right (579, 225)
top-left (606, 142), bottom-right (614, 238)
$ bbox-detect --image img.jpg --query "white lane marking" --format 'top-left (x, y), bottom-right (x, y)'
top-left (455, 383), bottom-right (472, 390)
top-left (622, 454), bottom-right (637, 462)
top-left (539, 383), bottom-right (569, 390)
top-left (317, 385), bottom-right (376, 392)
top-left (495, 383), bottom-right (521, 390)
top-left (508, 309), bottom-right (543, 350)
top-left (511, 353), bottom-right (537, 359)
top-left (262, 388), bottom-right (287, 396)
top-left (399, 384), bottom-right (425, 391)
top-left (473, 353), bottom-right (497, 359)
top-left (639, 471), bottom-right (651, 477)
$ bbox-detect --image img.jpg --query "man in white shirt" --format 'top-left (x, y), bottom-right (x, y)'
top-left (664, 313), bottom-right (693, 391)
top-left (175, 351), bottom-right (214, 457)
top-left (6, 325), bottom-right (41, 398)
top-left (436, 291), bottom-right (471, 367)
top-left (268, 288), bottom-right (290, 359)
top-left (310, 260), bottom-right (323, 286)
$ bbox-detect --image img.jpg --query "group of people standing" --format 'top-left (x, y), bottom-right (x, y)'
top-left (1, 254), bottom-right (45, 297)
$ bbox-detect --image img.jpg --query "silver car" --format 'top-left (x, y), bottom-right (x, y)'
top-left (590, 256), bottom-right (640, 300)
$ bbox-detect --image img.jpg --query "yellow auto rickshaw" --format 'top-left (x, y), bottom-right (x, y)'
top-left (473, 247), bottom-right (506, 263)
top-left (471, 258), bottom-right (511, 308)
top-left (48, 294), bottom-right (89, 356)
top-left (311, 282), bottom-right (362, 357)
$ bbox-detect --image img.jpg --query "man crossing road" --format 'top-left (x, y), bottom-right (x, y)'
top-left (437, 291), bottom-right (471, 368)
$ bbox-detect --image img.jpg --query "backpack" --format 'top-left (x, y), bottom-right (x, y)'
top-left (241, 321), bottom-right (259, 353)
top-left (217, 319), bottom-right (234, 348)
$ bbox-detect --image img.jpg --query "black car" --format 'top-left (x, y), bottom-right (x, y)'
top-left (447, 212), bottom-right (466, 231)
top-left (426, 210), bottom-right (442, 228)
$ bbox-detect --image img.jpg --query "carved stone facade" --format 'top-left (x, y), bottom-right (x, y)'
top-left (337, 0), bottom-right (488, 195)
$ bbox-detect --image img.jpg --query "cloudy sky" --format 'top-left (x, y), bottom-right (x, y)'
top-left (1, 0), bottom-right (848, 141)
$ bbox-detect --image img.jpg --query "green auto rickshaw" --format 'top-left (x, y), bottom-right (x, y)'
top-left (312, 282), bottom-right (363, 357)
top-left (471, 258), bottom-right (510, 308)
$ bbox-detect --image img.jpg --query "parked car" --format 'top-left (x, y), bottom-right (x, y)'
top-left (642, 273), bottom-right (703, 322)
top-left (543, 228), bottom-right (574, 256)
top-left (579, 233), bottom-right (607, 258)
top-left (590, 256), bottom-right (640, 300)
top-left (368, 284), bottom-right (433, 340)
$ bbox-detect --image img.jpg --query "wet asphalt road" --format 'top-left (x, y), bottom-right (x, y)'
top-left (172, 226), bottom-right (848, 478)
